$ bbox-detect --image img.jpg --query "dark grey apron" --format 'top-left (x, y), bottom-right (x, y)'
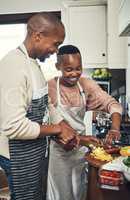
top-left (9, 45), bottom-right (49, 200)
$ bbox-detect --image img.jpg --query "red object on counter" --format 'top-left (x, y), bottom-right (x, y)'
top-left (99, 169), bottom-right (124, 186)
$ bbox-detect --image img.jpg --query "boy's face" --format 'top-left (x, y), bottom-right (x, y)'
top-left (57, 53), bottom-right (82, 86)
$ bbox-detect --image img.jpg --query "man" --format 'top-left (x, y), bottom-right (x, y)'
top-left (0, 13), bottom-right (77, 200)
top-left (47, 45), bottom-right (122, 200)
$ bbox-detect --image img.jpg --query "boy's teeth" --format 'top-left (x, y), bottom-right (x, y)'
top-left (69, 78), bottom-right (77, 81)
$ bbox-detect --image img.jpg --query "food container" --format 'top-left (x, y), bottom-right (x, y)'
top-left (98, 169), bottom-right (124, 190)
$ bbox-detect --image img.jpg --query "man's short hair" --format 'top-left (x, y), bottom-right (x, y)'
top-left (27, 12), bottom-right (64, 35)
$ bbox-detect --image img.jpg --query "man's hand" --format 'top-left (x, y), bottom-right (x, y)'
top-left (62, 135), bottom-right (80, 151)
top-left (57, 121), bottom-right (79, 146)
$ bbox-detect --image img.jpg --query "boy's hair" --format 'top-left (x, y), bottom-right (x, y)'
top-left (58, 45), bottom-right (81, 55)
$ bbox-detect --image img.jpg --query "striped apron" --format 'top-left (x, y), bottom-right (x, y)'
top-left (9, 45), bottom-right (49, 200)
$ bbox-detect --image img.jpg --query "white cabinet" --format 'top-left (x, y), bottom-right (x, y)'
top-left (126, 38), bottom-right (130, 106)
top-left (62, 2), bottom-right (107, 68)
top-left (108, 0), bottom-right (128, 68)
top-left (119, 0), bottom-right (130, 36)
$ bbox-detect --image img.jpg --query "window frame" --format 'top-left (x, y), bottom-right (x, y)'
top-left (0, 12), bottom-right (61, 24)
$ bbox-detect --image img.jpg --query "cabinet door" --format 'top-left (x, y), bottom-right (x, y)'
top-left (63, 5), bottom-right (107, 67)
top-left (108, 0), bottom-right (128, 69)
top-left (126, 39), bottom-right (130, 108)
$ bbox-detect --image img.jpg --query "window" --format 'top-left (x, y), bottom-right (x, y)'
top-left (0, 24), bottom-right (26, 60)
top-left (38, 54), bottom-right (61, 81)
top-left (0, 12), bottom-right (61, 80)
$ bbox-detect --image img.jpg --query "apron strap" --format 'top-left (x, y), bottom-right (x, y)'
top-left (77, 82), bottom-right (86, 106)
top-left (57, 78), bottom-right (62, 106)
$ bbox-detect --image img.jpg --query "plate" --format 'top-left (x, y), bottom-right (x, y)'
top-left (84, 146), bottom-right (120, 168)
top-left (85, 153), bottom-right (108, 168)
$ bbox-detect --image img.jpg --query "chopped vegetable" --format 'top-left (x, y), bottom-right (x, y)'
top-left (90, 147), bottom-right (113, 161)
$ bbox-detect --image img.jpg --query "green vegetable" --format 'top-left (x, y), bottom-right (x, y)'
top-left (123, 156), bottom-right (130, 167)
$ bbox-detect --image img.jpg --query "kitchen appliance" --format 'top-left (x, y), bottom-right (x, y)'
top-left (96, 80), bottom-right (111, 94)
top-left (95, 111), bottom-right (111, 138)
top-left (119, 95), bottom-right (127, 116)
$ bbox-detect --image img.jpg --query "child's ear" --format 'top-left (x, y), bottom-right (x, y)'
top-left (55, 63), bottom-right (60, 71)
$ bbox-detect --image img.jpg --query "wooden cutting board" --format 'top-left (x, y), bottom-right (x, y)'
top-left (84, 153), bottom-right (108, 168)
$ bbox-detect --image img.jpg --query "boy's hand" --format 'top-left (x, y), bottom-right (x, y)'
top-left (105, 129), bottom-right (121, 144)
top-left (79, 135), bottom-right (100, 147)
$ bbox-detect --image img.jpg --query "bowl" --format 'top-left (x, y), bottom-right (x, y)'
top-left (122, 159), bottom-right (130, 181)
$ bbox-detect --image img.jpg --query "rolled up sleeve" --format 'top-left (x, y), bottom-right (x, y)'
top-left (82, 78), bottom-right (123, 115)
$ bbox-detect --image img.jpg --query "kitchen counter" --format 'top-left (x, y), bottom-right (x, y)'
top-left (0, 169), bottom-right (10, 199)
top-left (0, 169), bottom-right (8, 189)
top-left (86, 163), bottom-right (130, 200)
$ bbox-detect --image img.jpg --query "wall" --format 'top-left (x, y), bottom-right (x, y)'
top-left (0, 0), bottom-right (62, 14)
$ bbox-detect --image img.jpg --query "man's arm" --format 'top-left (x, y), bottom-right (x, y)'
top-left (39, 120), bottom-right (77, 144)
top-left (48, 99), bottom-right (78, 144)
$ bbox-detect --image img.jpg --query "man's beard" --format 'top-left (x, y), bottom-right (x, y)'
top-left (39, 54), bottom-right (50, 62)
top-left (39, 56), bottom-right (46, 62)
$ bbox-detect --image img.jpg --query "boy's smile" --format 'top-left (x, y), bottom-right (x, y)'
top-left (57, 53), bottom-right (82, 87)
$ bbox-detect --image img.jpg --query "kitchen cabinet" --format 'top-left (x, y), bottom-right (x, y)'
top-left (119, 0), bottom-right (130, 36)
top-left (62, 1), bottom-right (107, 68)
top-left (126, 38), bottom-right (130, 115)
top-left (107, 0), bottom-right (128, 69)
top-left (0, 169), bottom-right (10, 199)
top-left (0, 168), bottom-right (8, 189)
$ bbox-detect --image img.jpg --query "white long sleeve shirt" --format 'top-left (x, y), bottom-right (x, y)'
top-left (0, 45), bottom-right (62, 158)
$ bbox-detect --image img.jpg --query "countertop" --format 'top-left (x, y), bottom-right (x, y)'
top-left (86, 163), bottom-right (130, 200)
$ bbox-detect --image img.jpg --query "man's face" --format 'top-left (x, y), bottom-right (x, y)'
top-left (35, 26), bottom-right (65, 62)
top-left (58, 53), bottom-right (82, 87)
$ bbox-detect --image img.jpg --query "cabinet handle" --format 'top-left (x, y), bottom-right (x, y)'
top-left (102, 53), bottom-right (106, 56)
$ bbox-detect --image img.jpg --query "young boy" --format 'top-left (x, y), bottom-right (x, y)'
top-left (48, 45), bottom-right (122, 200)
